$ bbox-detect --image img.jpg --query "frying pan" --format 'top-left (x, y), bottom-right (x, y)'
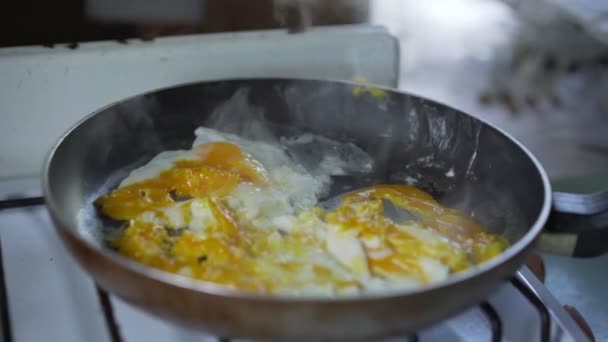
top-left (42, 78), bottom-right (608, 341)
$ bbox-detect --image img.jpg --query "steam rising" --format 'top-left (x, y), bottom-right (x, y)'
top-left (74, 79), bottom-right (536, 249)
top-left (77, 86), bottom-right (377, 244)
top-left (192, 88), bottom-right (376, 202)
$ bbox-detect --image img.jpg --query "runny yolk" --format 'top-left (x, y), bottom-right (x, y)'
top-left (96, 142), bottom-right (270, 221)
top-left (195, 142), bottom-right (269, 187)
top-left (341, 184), bottom-right (445, 217)
top-left (336, 184), bottom-right (506, 269)
top-left (95, 163), bottom-right (239, 221)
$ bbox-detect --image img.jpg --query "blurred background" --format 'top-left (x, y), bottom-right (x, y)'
top-left (1, 1), bottom-right (608, 340)
top-left (3, 0), bottom-right (608, 182)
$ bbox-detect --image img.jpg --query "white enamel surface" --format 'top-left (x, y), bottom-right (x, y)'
top-left (110, 299), bottom-right (217, 342)
top-left (0, 206), bottom-right (110, 342)
top-left (0, 25), bottom-right (398, 179)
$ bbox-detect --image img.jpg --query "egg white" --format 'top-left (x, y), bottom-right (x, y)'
top-left (114, 127), bottom-right (463, 296)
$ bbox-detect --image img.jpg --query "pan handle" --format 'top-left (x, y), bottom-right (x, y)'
top-left (552, 191), bottom-right (608, 216)
top-left (539, 191), bottom-right (608, 258)
top-left (548, 191), bottom-right (608, 233)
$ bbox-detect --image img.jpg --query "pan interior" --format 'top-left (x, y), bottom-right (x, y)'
top-left (46, 79), bottom-right (546, 256)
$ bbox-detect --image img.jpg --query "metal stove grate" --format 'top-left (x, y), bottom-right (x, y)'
top-left (0, 239), bottom-right (13, 342)
top-left (89, 267), bottom-right (554, 342)
top-left (512, 276), bottom-right (551, 342)
top-left (0, 197), bottom-right (590, 342)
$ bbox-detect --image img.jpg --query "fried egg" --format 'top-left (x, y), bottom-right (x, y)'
top-left (95, 127), bottom-right (508, 297)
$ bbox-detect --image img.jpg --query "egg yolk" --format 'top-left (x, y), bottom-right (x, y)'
top-left (341, 184), bottom-right (445, 217)
top-left (195, 142), bottom-right (269, 187)
top-left (98, 142), bottom-right (509, 294)
top-left (96, 142), bottom-right (270, 220)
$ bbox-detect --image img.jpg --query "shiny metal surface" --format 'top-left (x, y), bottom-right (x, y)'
top-left (43, 78), bottom-right (552, 340)
top-left (0, 25), bottom-right (399, 179)
top-left (515, 268), bottom-right (591, 342)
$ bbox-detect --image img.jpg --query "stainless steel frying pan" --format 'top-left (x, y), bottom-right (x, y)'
top-left (42, 78), bottom-right (608, 341)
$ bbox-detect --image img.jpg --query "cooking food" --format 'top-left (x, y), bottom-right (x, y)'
top-left (48, 79), bottom-right (570, 339)
top-left (95, 127), bottom-right (508, 297)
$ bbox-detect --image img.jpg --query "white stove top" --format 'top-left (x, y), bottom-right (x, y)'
top-left (0, 189), bottom-right (590, 341)
top-left (0, 25), bottom-right (399, 179)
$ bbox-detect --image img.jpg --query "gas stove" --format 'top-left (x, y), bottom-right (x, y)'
top-left (0, 189), bottom-right (593, 342)
top-left (0, 24), bottom-right (600, 342)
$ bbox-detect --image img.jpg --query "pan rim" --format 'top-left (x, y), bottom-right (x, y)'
top-left (41, 77), bottom-right (553, 303)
